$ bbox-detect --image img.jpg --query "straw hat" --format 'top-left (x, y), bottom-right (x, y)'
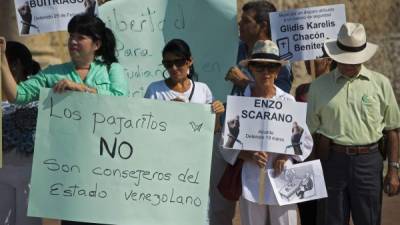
top-left (239, 40), bottom-right (287, 67)
top-left (324, 22), bottom-right (378, 64)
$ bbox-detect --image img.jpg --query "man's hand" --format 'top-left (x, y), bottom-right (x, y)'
top-left (384, 130), bottom-right (399, 196)
top-left (225, 66), bottom-right (250, 88)
top-left (384, 170), bottom-right (399, 196)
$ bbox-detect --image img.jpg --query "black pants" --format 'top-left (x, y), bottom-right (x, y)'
top-left (317, 149), bottom-right (383, 225)
top-left (298, 200), bottom-right (317, 225)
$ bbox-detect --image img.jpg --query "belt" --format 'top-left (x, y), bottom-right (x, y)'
top-left (331, 143), bottom-right (379, 155)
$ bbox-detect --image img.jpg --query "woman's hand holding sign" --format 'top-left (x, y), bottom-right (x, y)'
top-left (273, 154), bottom-right (289, 176)
top-left (53, 79), bottom-right (97, 94)
top-left (211, 100), bottom-right (225, 114)
top-left (239, 151), bottom-right (269, 168)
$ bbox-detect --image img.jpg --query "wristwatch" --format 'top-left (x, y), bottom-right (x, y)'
top-left (389, 161), bottom-right (400, 169)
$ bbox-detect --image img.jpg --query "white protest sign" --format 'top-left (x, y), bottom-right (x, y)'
top-left (268, 160), bottom-right (327, 206)
top-left (14, 0), bottom-right (98, 35)
top-left (223, 96), bottom-right (313, 155)
top-left (269, 4), bottom-right (346, 61)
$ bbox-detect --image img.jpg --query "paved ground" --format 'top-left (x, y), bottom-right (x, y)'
top-left (232, 195), bottom-right (400, 225)
top-left (43, 194), bottom-right (399, 225)
top-left (230, 162), bottom-right (400, 225)
top-left (380, 194), bottom-right (400, 225)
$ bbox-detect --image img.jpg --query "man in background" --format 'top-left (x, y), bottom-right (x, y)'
top-left (225, 0), bottom-right (292, 95)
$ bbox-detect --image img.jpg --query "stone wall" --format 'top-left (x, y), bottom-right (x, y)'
top-left (238, 0), bottom-right (400, 101)
top-left (0, 0), bottom-right (69, 66)
top-left (1, 0), bottom-right (399, 100)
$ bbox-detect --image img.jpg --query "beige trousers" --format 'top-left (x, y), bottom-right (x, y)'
top-left (239, 197), bottom-right (297, 225)
top-left (0, 151), bottom-right (40, 225)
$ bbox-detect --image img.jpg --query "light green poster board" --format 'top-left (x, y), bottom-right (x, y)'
top-left (28, 89), bottom-right (215, 225)
top-left (99, 0), bottom-right (238, 101)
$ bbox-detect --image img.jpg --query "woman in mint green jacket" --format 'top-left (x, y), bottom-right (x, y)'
top-left (0, 13), bottom-right (126, 225)
top-left (1, 14), bottom-right (127, 104)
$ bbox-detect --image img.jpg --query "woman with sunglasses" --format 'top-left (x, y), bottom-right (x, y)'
top-left (145, 39), bottom-right (226, 225)
top-left (144, 39), bottom-right (224, 114)
top-left (221, 40), bottom-right (310, 225)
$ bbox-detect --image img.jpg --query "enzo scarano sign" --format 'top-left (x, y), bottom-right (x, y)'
top-left (223, 96), bottom-right (313, 155)
top-left (269, 4), bottom-right (346, 61)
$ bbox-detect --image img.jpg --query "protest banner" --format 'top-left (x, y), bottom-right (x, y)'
top-left (28, 89), bottom-right (215, 225)
top-left (268, 160), bottom-right (328, 206)
top-left (99, 0), bottom-right (238, 100)
top-left (269, 4), bottom-right (346, 61)
top-left (223, 95), bottom-right (313, 155)
top-left (14, 0), bottom-right (99, 35)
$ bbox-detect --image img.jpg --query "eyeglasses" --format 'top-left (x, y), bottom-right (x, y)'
top-left (249, 62), bottom-right (281, 73)
top-left (162, 58), bottom-right (187, 69)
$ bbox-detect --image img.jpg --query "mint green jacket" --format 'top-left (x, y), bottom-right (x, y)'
top-left (15, 60), bottom-right (128, 104)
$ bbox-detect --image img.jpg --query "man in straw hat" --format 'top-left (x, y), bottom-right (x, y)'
top-left (220, 39), bottom-right (312, 225)
top-left (307, 22), bottom-right (400, 225)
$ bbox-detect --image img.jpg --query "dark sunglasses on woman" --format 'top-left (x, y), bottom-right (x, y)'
top-left (249, 62), bottom-right (281, 72)
top-left (162, 58), bottom-right (187, 69)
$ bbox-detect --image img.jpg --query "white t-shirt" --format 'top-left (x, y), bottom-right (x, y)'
top-left (144, 79), bottom-right (213, 104)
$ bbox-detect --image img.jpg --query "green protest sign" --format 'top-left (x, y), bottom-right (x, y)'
top-left (99, 0), bottom-right (238, 101)
top-left (28, 89), bottom-right (215, 225)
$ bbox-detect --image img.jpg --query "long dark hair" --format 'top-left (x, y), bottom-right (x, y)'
top-left (6, 41), bottom-right (40, 82)
top-left (68, 13), bottom-right (118, 69)
top-left (162, 39), bottom-right (198, 80)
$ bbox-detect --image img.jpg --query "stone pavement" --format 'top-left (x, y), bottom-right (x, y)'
top-left (232, 195), bottom-right (400, 225)
top-left (41, 194), bottom-right (399, 225)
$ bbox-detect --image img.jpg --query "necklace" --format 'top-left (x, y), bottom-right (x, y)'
top-left (76, 67), bottom-right (90, 70)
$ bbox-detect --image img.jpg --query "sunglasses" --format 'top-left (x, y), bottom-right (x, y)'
top-left (162, 58), bottom-right (187, 69)
top-left (249, 62), bottom-right (281, 72)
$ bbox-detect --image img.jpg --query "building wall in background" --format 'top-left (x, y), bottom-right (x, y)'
top-left (1, 0), bottom-right (398, 101)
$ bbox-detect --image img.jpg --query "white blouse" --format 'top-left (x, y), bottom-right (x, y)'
top-left (220, 85), bottom-right (312, 205)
